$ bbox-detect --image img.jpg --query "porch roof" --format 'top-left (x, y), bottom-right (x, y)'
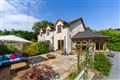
top-left (72, 30), bottom-right (109, 39)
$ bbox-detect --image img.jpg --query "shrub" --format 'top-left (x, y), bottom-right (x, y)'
top-left (24, 41), bottom-right (49, 56)
top-left (7, 43), bottom-right (17, 54)
top-left (24, 42), bottom-right (39, 56)
top-left (0, 43), bottom-right (11, 55)
top-left (94, 53), bottom-right (111, 76)
top-left (37, 41), bottom-right (49, 54)
top-left (68, 72), bottom-right (79, 80)
top-left (0, 42), bottom-right (17, 55)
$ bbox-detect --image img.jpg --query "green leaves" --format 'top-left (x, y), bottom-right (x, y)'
top-left (32, 20), bottom-right (54, 34)
top-left (24, 42), bottom-right (39, 56)
top-left (24, 41), bottom-right (49, 56)
top-left (0, 42), bottom-right (18, 55)
top-left (0, 29), bottom-right (37, 42)
top-left (68, 72), bottom-right (79, 80)
top-left (94, 53), bottom-right (111, 76)
top-left (95, 29), bottom-right (120, 51)
top-left (37, 41), bottom-right (49, 54)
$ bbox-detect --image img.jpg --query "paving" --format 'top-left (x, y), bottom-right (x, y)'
top-left (13, 51), bottom-right (82, 80)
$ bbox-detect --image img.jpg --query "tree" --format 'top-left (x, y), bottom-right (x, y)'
top-left (32, 20), bottom-right (54, 34)
top-left (86, 27), bottom-right (92, 31)
top-left (0, 29), bottom-right (37, 41)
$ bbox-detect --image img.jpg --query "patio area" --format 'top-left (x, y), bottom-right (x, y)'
top-left (13, 51), bottom-right (85, 80)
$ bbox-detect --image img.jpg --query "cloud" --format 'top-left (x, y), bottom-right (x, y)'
top-left (0, 0), bottom-right (41, 31)
top-left (0, 14), bottom-right (40, 31)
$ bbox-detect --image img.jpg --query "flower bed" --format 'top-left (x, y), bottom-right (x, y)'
top-left (22, 64), bottom-right (56, 80)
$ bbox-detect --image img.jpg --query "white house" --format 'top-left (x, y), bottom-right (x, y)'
top-left (38, 18), bottom-right (109, 54)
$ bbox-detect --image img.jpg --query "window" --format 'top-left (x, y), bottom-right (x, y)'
top-left (40, 32), bottom-right (42, 37)
top-left (47, 29), bottom-right (50, 35)
top-left (57, 25), bottom-right (61, 33)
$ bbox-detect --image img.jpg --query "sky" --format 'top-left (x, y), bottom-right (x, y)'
top-left (0, 0), bottom-right (120, 31)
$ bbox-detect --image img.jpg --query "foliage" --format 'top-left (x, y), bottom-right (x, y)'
top-left (24, 41), bottom-right (49, 56)
top-left (76, 44), bottom-right (80, 71)
top-left (7, 43), bottom-right (17, 54)
top-left (0, 29), bottom-right (37, 42)
top-left (0, 42), bottom-right (11, 55)
top-left (94, 53), bottom-right (111, 76)
top-left (37, 41), bottom-right (49, 54)
top-left (24, 42), bottom-right (39, 56)
top-left (86, 27), bottom-right (92, 31)
top-left (0, 42), bottom-right (17, 55)
top-left (95, 29), bottom-right (120, 51)
top-left (22, 64), bottom-right (55, 80)
top-left (32, 20), bottom-right (54, 34)
top-left (68, 72), bottom-right (79, 80)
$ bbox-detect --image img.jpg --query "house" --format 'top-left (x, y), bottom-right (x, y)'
top-left (38, 18), bottom-right (109, 54)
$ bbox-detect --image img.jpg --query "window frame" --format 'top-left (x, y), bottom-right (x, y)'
top-left (47, 29), bottom-right (50, 35)
top-left (57, 25), bottom-right (62, 33)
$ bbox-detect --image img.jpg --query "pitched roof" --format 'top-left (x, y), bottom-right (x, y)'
top-left (54, 18), bottom-right (86, 29)
top-left (72, 30), bottom-right (109, 39)
top-left (0, 35), bottom-right (31, 43)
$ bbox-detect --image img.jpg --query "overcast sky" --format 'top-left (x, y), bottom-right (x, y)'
top-left (0, 0), bottom-right (119, 31)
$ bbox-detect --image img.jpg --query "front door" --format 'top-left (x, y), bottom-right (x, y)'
top-left (58, 40), bottom-right (64, 50)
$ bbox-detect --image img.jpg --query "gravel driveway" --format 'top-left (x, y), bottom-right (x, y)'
top-left (93, 51), bottom-right (120, 80)
top-left (104, 51), bottom-right (120, 80)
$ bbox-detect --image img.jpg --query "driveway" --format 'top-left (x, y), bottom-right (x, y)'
top-left (103, 51), bottom-right (120, 80)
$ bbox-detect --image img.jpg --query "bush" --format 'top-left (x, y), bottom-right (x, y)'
top-left (94, 53), bottom-right (111, 76)
top-left (24, 41), bottom-right (50, 56)
top-left (24, 42), bottom-right (39, 56)
top-left (68, 72), bottom-right (79, 80)
top-left (0, 44), bottom-right (10, 55)
top-left (37, 41), bottom-right (49, 54)
top-left (7, 43), bottom-right (17, 54)
top-left (0, 42), bottom-right (17, 55)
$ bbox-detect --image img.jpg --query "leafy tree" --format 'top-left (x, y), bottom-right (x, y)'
top-left (0, 29), bottom-right (37, 41)
top-left (32, 20), bottom-right (54, 34)
top-left (86, 27), bottom-right (92, 31)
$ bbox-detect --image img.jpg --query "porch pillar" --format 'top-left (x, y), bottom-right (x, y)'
top-left (91, 40), bottom-right (94, 50)
top-left (104, 40), bottom-right (108, 50)
top-left (99, 41), bottom-right (100, 50)
top-left (80, 40), bottom-right (82, 55)
top-left (71, 40), bottom-right (73, 53)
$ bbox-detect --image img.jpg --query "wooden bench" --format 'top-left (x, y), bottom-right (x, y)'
top-left (11, 62), bottom-right (28, 75)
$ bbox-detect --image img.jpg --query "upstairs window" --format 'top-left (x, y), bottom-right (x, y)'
top-left (40, 32), bottom-right (42, 37)
top-left (57, 25), bottom-right (62, 33)
top-left (47, 29), bottom-right (50, 35)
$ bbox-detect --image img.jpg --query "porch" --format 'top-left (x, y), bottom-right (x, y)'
top-left (71, 30), bottom-right (110, 55)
